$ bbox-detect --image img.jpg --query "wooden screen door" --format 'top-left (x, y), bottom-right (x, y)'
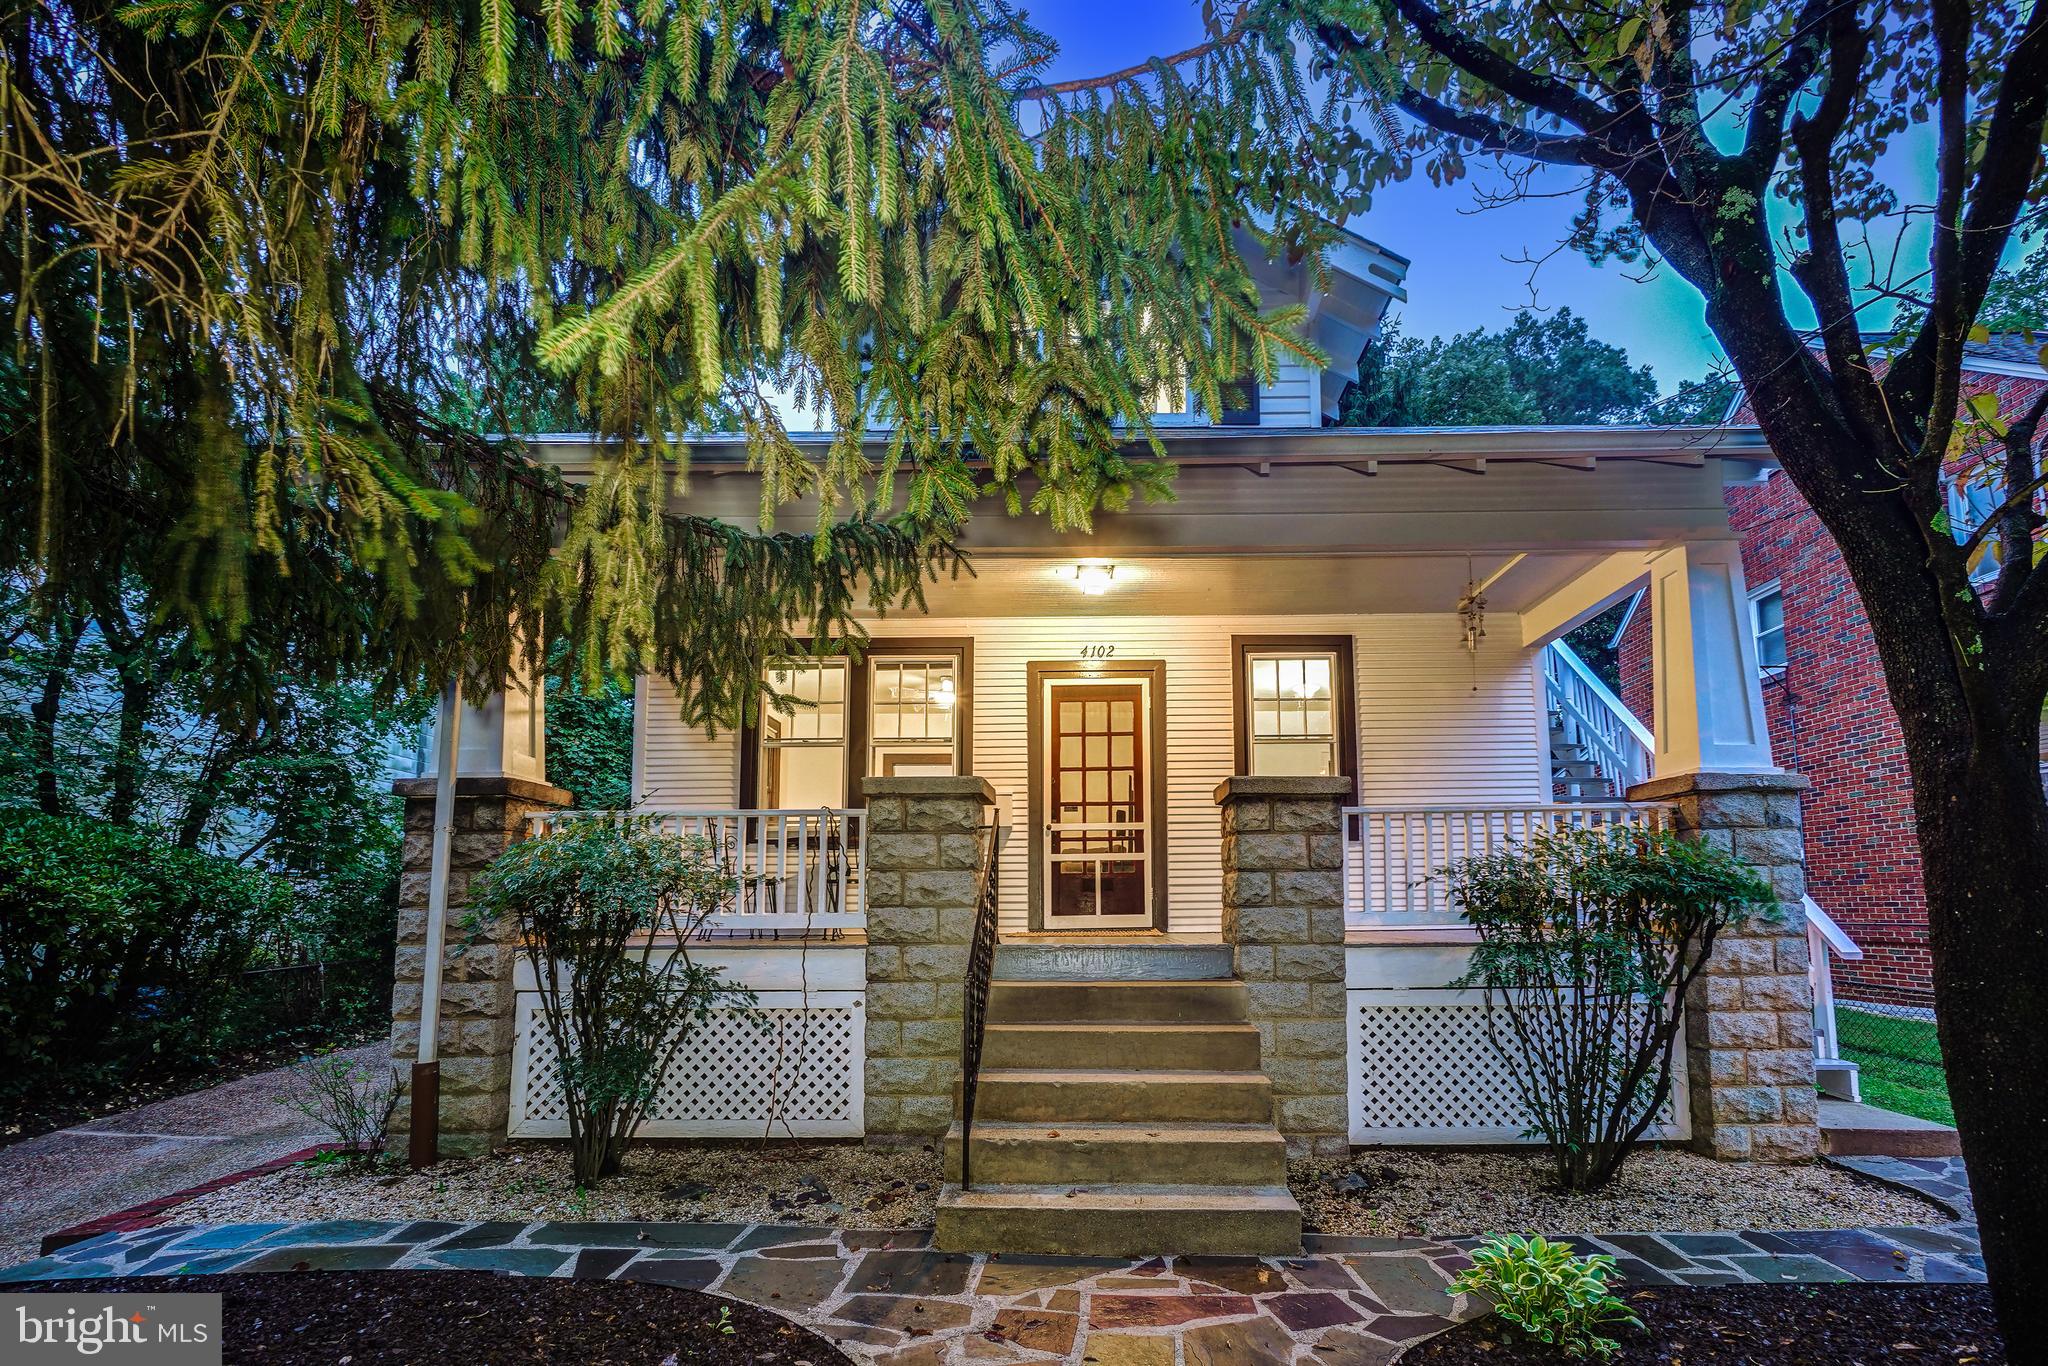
top-left (1043, 676), bottom-right (1154, 928)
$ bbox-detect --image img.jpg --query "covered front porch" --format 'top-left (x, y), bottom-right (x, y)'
top-left (389, 426), bottom-right (1834, 1194)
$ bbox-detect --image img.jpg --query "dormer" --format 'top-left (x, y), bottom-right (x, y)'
top-left (1149, 224), bottom-right (1409, 429)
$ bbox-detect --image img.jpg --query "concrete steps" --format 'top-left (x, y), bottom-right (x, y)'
top-left (936, 974), bottom-right (1302, 1256)
top-left (971, 1068), bottom-right (1277, 1124)
top-left (936, 1184), bottom-right (1301, 1258)
top-left (943, 1121), bottom-right (1289, 1186)
top-left (982, 1021), bottom-right (1263, 1071)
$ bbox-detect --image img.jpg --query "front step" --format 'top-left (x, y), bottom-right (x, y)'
top-left (973, 1068), bottom-right (1276, 1124)
top-left (982, 1021), bottom-right (1262, 1071)
top-left (987, 979), bottom-right (1249, 1024)
top-left (944, 1120), bottom-right (1288, 1186)
top-left (993, 942), bottom-right (1235, 981)
top-left (936, 1184), bottom-right (1301, 1257)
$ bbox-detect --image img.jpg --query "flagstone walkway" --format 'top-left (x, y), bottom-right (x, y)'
top-left (0, 1209), bottom-right (1986, 1366)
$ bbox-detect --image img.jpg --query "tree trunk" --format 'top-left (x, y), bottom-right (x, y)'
top-left (1903, 698), bottom-right (2048, 1356)
top-left (105, 671), bottom-right (152, 827)
top-left (28, 612), bottom-right (82, 817)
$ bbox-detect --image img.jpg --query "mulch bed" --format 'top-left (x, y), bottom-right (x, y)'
top-left (1405, 1284), bottom-right (2004, 1364)
top-left (0, 1272), bottom-right (857, 1365)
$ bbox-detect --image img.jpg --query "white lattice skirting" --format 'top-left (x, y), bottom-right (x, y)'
top-left (508, 990), bottom-right (866, 1139)
top-left (1349, 988), bottom-right (1689, 1145)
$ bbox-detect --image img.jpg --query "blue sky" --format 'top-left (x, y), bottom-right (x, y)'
top-left (1022, 0), bottom-right (1949, 397)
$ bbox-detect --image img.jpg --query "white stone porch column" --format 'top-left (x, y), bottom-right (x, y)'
top-left (1646, 539), bottom-right (1773, 777)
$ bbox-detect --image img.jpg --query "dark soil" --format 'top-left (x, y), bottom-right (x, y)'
top-left (1404, 1284), bottom-right (2003, 1364)
top-left (0, 1272), bottom-right (856, 1365)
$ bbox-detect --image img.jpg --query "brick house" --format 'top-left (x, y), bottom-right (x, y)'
top-left (1615, 336), bottom-right (2048, 1009)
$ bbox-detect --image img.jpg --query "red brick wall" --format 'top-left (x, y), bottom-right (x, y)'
top-left (1616, 361), bottom-right (2046, 1008)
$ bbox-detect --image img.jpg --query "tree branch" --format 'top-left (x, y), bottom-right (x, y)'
top-left (1389, 0), bottom-right (1620, 134)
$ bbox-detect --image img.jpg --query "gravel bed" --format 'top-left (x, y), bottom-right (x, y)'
top-left (164, 1141), bottom-right (942, 1228)
top-left (1291, 1148), bottom-right (1949, 1237)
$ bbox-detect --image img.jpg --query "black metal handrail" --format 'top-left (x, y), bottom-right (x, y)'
top-left (957, 822), bottom-right (1001, 1190)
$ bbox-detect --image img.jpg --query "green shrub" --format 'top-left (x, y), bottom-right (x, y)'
top-left (1449, 1234), bottom-right (1642, 1358)
top-left (469, 814), bottom-right (750, 1184)
top-left (1448, 825), bottom-right (1774, 1191)
top-left (0, 812), bottom-right (296, 1112)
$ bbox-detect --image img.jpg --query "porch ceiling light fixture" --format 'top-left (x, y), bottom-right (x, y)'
top-left (1072, 562), bottom-right (1116, 596)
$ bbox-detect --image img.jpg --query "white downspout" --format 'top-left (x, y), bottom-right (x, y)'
top-left (411, 679), bottom-right (462, 1165)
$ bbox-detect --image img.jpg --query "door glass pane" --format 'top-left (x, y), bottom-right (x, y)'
top-left (1046, 680), bottom-right (1148, 921)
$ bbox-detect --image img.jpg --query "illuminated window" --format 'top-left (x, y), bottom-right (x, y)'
top-left (1245, 651), bottom-right (1339, 777)
top-left (760, 661), bottom-right (847, 808)
top-left (869, 656), bottom-right (960, 777)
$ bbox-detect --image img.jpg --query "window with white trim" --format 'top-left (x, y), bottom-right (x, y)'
top-left (1244, 651), bottom-right (1339, 776)
top-left (868, 655), bottom-right (960, 777)
top-left (760, 661), bottom-right (847, 808)
top-left (1749, 583), bottom-right (1787, 671)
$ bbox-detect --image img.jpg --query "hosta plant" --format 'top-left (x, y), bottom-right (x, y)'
top-left (1448, 1234), bottom-right (1642, 1359)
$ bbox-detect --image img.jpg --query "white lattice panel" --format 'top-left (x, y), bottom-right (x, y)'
top-left (509, 990), bottom-right (864, 1138)
top-left (1349, 989), bottom-right (1687, 1144)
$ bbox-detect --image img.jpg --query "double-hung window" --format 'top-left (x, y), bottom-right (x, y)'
top-left (751, 643), bottom-right (971, 806)
top-left (759, 661), bottom-right (848, 808)
top-left (1750, 583), bottom-right (1787, 671)
top-left (1232, 637), bottom-right (1356, 788)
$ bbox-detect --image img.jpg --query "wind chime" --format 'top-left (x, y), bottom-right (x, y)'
top-left (1456, 557), bottom-right (1487, 693)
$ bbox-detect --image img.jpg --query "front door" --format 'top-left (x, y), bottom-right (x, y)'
top-left (1042, 675), bottom-right (1154, 928)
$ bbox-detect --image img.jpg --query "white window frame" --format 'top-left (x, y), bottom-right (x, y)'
top-left (759, 659), bottom-right (850, 807)
top-left (866, 653), bottom-right (963, 778)
top-left (1749, 581), bottom-right (1787, 673)
top-left (1242, 648), bottom-right (1342, 778)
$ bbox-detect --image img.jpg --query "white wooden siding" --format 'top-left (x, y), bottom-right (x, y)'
top-left (633, 614), bottom-right (1547, 935)
top-left (1258, 360), bottom-right (1319, 427)
top-left (636, 674), bottom-right (739, 806)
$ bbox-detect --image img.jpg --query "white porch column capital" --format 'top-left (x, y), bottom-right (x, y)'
top-left (445, 637), bottom-right (548, 784)
top-left (1648, 540), bottom-right (1774, 776)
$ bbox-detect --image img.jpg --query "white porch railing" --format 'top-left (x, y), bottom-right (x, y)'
top-left (1805, 894), bottom-right (1863, 1101)
top-left (1543, 640), bottom-right (1654, 799)
top-left (1343, 802), bottom-right (1671, 928)
top-left (530, 807), bottom-right (867, 934)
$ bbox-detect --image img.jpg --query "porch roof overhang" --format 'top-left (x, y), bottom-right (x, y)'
top-left (522, 425), bottom-right (1771, 618)
top-left (525, 423), bottom-right (1774, 481)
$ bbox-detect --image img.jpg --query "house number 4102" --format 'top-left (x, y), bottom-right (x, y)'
top-left (1080, 644), bottom-right (1117, 659)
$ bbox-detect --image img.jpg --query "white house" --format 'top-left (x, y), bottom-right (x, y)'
top-left (391, 226), bottom-right (1837, 1256)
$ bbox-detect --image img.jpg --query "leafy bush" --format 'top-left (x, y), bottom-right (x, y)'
top-left (1449, 1234), bottom-right (1641, 1358)
top-left (470, 815), bottom-right (750, 1184)
top-left (283, 1051), bottom-right (401, 1154)
top-left (1447, 825), bottom-right (1774, 1191)
top-left (0, 812), bottom-right (297, 1113)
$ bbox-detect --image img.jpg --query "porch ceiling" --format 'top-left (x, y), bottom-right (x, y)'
top-left (902, 551), bottom-right (1613, 617)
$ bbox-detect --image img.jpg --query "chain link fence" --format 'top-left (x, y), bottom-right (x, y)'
top-left (1836, 999), bottom-right (1952, 1126)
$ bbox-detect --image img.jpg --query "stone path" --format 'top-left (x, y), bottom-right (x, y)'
top-left (0, 1212), bottom-right (1986, 1366)
top-left (1830, 1155), bottom-right (1975, 1220)
top-left (0, 1043), bottom-right (384, 1270)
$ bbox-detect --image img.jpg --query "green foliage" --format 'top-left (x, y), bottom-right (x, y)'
top-left (2, 0), bottom-right (1389, 732)
top-left (545, 673), bottom-right (636, 811)
top-left (1449, 1234), bottom-right (1642, 1359)
top-left (1338, 311), bottom-right (1657, 428)
top-left (1447, 826), bottom-right (1774, 1191)
top-left (281, 1051), bottom-right (402, 1155)
top-left (1977, 244), bottom-right (2048, 336)
top-left (0, 812), bottom-right (298, 1119)
top-left (469, 815), bottom-right (751, 1184)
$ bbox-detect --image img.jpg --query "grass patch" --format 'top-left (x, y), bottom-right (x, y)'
top-left (1837, 1007), bottom-right (1953, 1126)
